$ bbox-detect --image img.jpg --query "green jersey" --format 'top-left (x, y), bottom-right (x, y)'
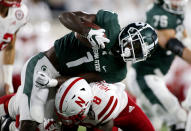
top-left (54, 10), bottom-right (127, 83)
top-left (133, 3), bottom-right (184, 75)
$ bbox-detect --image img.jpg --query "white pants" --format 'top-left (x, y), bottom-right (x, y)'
top-left (18, 53), bottom-right (60, 123)
top-left (126, 67), bottom-right (187, 130)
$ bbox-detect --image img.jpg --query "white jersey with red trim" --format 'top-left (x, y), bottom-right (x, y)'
top-left (82, 81), bottom-right (128, 127)
top-left (0, 3), bottom-right (28, 50)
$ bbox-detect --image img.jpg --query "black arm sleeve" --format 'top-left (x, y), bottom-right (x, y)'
top-left (166, 38), bottom-right (185, 57)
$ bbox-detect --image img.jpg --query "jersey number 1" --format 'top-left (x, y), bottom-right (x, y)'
top-left (66, 52), bottom-right (93, 68)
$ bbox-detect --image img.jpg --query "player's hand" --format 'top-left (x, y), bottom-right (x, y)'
top-left (44, 119), bottom-right (61, 131)
top-left (35, 71), bottom-right (58, 88)
top-left (87, 28), bottom-right (110, 49)
top-left (3, 83), bottom-right (14, 95)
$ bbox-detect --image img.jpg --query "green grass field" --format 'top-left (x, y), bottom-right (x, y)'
top-left (77, 125), bottom-right (169, 131)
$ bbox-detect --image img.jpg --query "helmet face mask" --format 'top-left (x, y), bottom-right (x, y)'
top-left (163, 0), bottom-right (188, 14)
top-left (118, 22), bottom-right (158, 63)
top-left (56, 108), bottom-right (86, 126)
top-left (0, 0), bottom-right (21, 7)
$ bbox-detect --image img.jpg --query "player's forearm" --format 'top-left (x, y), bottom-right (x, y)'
top-left (97, 119), bottom-right (114, 131)
top-left (20, 120), bottom-right (38, 131)
top-left (2, 36), bottom-right (15, 93)
top-left (56, 72), bottom-right (103, 87)
top-left (58, 11), bottom-right (90, 36)
top-left (77, 72), bottom-right (103, 83)
top-left (3, 41), bottom-right (15, 65)
top-left (157, 29), bottom-right (176, 48)
top-left (182, 48), bottom-right (191, 64)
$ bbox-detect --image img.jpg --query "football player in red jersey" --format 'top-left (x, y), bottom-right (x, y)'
top-left (0, 0), bottom-right (28, 95)
top-left (55, 77), bottom-right (154, 131)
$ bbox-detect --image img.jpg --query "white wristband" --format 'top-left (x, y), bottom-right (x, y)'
top-left (3, 65), bottom-right (13, 86)
top-left (47, 79), bottom-right (58, 87)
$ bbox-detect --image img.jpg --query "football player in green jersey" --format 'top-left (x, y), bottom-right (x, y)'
top-left (17, 10), bottom-right (158, 131)
top-left (126, 0), bottom-right (191, 130)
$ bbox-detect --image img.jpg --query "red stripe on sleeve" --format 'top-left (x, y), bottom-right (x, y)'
top-left (59, 77), bottom-right (83, 112)
top-left (98, 96), bottom-right (114, 120)
top-left (15, 115), bottom-right (20, 128)
top-left (101, 98), bottom-right (118, 122)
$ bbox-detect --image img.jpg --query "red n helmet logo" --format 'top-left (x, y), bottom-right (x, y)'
top-left (75, 97), bottom-right (86, 107)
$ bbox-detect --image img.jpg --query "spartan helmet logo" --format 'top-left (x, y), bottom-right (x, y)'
top-left (41, 65), bottom-right (47, 72)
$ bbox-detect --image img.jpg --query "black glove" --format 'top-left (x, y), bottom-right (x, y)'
top-left (166, 38), bottom-right (185, 57)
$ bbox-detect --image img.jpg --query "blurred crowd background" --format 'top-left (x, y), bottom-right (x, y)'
top-left (13, 0), bottom-right (191, 101)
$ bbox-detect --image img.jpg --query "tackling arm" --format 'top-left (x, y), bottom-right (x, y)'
top-left (56, 72), bottom-right (103, 86)
top-left (96, 119), bottom-right (114, 131)
top-left (2, 33), bottom-right (16, 94)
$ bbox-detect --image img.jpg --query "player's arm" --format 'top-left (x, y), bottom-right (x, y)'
top-left (2, 33), bottom-right (16, 94)
top-left (35, 71), bottom-right (103, 88)
top-left (59, 11), bottom-right (96, 36)
top-left (56, 72), bottom-right (103, 86)
top-left (20, 120), bottom-right (39, 131)
top-left (181, 29), bottom-right (191, 63)
top-left (59, 11), bottom-right (109, 49)
top-left (157, 29), bottom-right (191, 64)
top-left (96, 119), bottom-right (114, 131)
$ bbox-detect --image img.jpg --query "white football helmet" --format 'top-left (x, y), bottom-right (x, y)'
top-left (55, 77), bottom-right (93, 126)
top-left (163, 0), bottom-right (188, 14)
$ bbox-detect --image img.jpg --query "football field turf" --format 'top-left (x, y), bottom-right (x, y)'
top-left (77, 125), bottom-right (169, 131)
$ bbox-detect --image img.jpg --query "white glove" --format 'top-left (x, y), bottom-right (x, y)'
top-left (87, 28), bottom-right (110, 49)
top-left (44, 119), bottom-right (61, 131)
top-left (35, 71), bottom-right (58, 88)
top-left (182, 37), bottom-right (191, 50)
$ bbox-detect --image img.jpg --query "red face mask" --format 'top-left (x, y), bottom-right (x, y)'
top-left (0, 0), bottom-right (21, 7)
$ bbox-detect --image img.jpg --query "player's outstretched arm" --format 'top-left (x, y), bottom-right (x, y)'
top-left (59, 11), bottom-right (96, 36)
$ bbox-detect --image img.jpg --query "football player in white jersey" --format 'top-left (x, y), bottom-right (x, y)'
top-left (55, 77), bottom-right (155, 131)
top-left (0, 0), bottom-right (28, 96)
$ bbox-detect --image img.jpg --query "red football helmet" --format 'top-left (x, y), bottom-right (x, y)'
top-left (0, 0), bottom-right (21, 7)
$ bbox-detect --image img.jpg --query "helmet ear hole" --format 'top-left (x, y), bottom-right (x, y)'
top-left (80, 88), bottom-right (85, 91)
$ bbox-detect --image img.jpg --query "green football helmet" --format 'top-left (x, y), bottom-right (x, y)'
top-left (118, 22), bottom-right (158, 63)
top-left (155, 0), bottom-right (188, 14)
